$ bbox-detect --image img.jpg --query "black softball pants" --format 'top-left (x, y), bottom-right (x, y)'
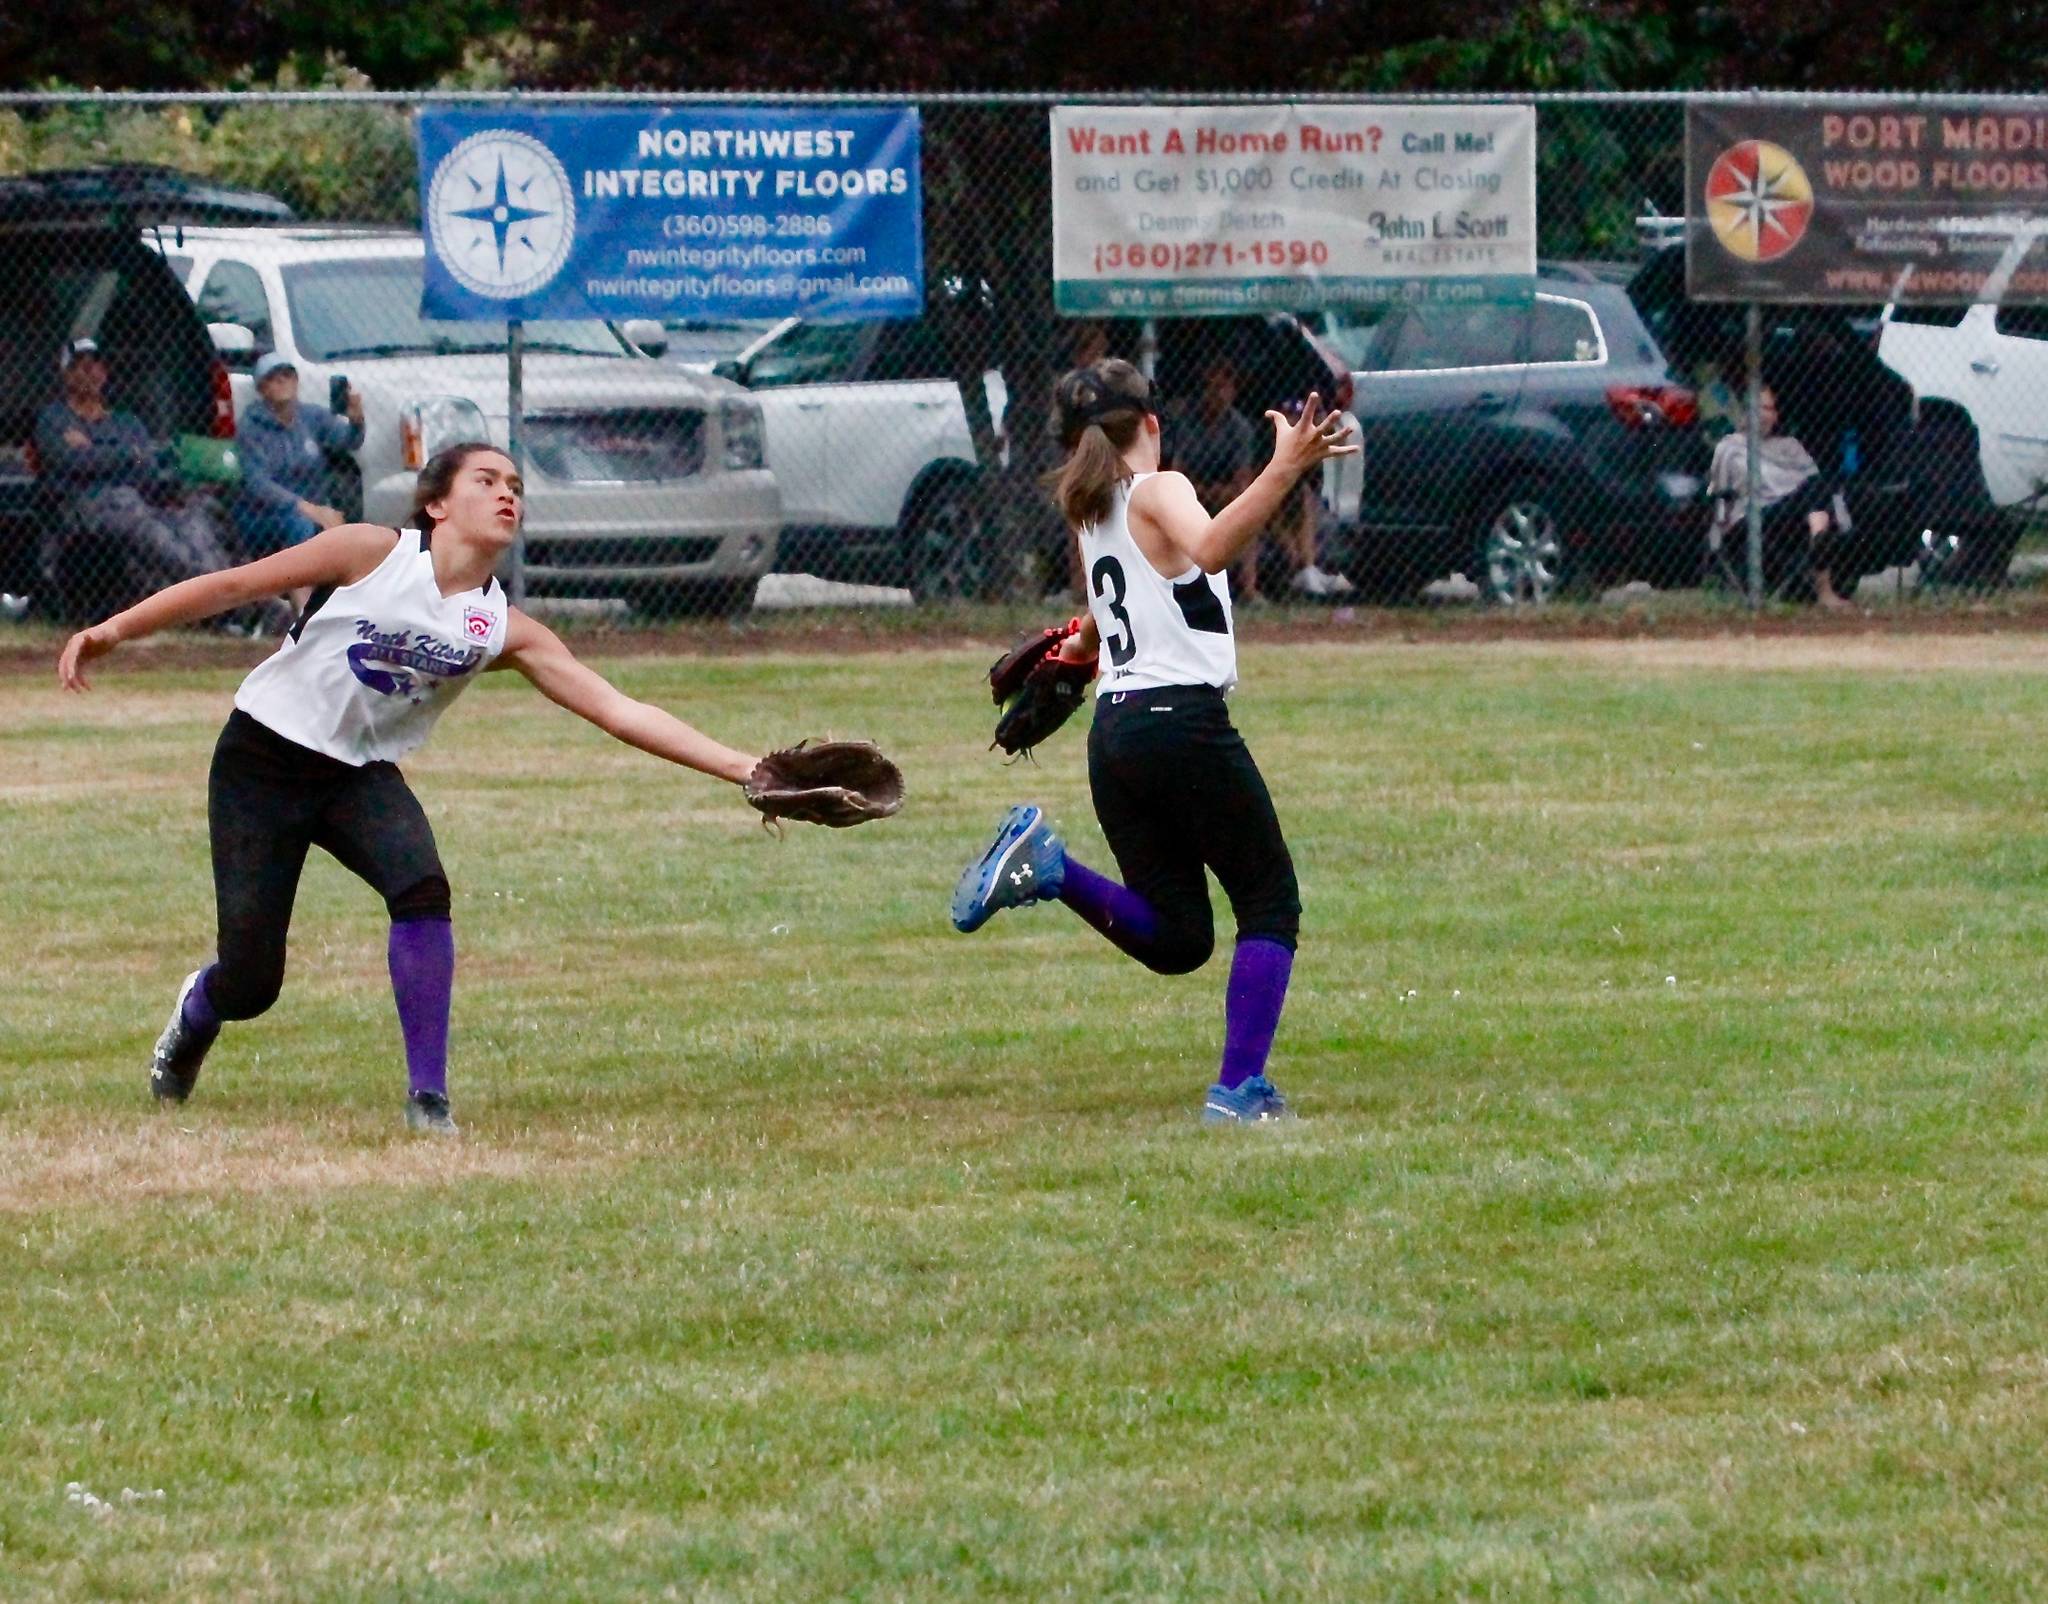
top-left (1085, 684), bottom-right (1301, 975)
top-left (205, 710), bottom-right (450, 1020)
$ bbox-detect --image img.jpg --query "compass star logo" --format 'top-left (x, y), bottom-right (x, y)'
top-left (426, 129), bottom-right (576, 300)
top-left (1705, 140), bottom-right (1814, 264)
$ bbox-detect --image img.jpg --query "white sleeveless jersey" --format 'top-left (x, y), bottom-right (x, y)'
top-left (1078, 473), bottom-right (1237, 696)
top-left (235, 529), bottom-right (508, 765)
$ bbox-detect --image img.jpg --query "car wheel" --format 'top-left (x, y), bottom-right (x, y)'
top-left (630, 578), bottom-right (756, 620)
top-left (1474, 482), bottom-right (1567, 606)
top-left (902, 475), bottom-right (993, 602)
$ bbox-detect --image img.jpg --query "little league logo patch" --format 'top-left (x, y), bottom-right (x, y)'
top-left (346, 622), bottom-right (486, 702)
top-left (1705, 140), bottom-right (1814, 264)
top-left (426, 128), bottom-right (577, 300)
top-left (463, 607), bottom-right (495, 642)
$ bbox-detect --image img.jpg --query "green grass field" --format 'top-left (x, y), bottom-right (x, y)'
top-left (7, 634), bottom-right (2048, 1601)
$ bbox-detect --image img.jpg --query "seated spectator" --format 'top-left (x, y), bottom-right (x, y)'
top-left (1166, 357), bottom-right (1352, 605)
top-left (1707, 384), bottom-right (1851, 610)
top-left (33, 337), bottom-right (237, 613)
top-left (230, 351), bottom-right (365, 555)
top-left (1254, 398), bottom-right (1352, 603)
top-left (1174, 356), bottom-right (1256, 516)
top-left (1227, 331), bottom-right (1354, 604)
top-left (1066, 319), bottom-right (1111, 371)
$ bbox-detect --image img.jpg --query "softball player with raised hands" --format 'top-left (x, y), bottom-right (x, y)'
top-left (951, 358), bottom-right (1356, 1122)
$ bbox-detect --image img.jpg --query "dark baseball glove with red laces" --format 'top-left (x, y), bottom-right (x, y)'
top-left (988, 617), bottom-right (1097, 757)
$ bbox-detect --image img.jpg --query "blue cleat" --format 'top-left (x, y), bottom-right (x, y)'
top-left (951, 804), bottom-right (1066, 933)
top-left (1202, 1074), bottom-right (1294, 1125)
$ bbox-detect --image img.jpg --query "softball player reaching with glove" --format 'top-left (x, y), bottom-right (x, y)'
top-left (951, 359), bottom-right (1356, 1123)
top-left (58, 442), bottom-right (898, 1134)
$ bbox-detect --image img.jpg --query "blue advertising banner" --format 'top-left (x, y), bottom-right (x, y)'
top-left (417, 106), bottom-right (924, 323)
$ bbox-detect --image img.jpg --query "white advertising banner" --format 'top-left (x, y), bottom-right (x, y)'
top-left (1051, 103), bottom-right (1537, 316)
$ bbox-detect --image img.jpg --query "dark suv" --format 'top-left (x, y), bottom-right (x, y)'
top-left (0, 165), bottom-right (291, 615)
top-left (1324, 266), bottom-right (1709, 603)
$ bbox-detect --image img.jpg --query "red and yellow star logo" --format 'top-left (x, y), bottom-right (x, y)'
top-left (1706, 140), bottom-right (1814, 263)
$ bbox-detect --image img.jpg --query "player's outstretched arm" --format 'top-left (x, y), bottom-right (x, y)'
top-left (56, 523), bottom-right (399, 691)
top-left (1131, 394), bottom-right (1357, 576)
top-left (497, 609), bottom-right (757, 784)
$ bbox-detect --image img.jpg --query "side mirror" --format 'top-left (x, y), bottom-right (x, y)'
top-left (622, 318), bottom-right (669, 359)
top-left (208, 322), bottom-right (257, 369)
top-left (711, 357), bottom-right (745, 385)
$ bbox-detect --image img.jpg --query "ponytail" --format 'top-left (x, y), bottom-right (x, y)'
top-left (1046, 356), bottom-right (1154, 532)
top-left (1050, 422), bottom-right (1132, 530)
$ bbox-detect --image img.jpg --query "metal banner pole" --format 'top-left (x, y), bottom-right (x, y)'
top-left (1744, 303), bottom-right (1763, 609)
top-left (506, 318), bottom-right (527, 608)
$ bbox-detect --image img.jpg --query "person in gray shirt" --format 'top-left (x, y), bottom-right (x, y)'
top-left (1170, 354), bottom-right (1351, 604)
top-left (1173, 357), bottom-right (1256, 514)
top-left (1707, 385), bottom-right (1850, 610)
top-left (230, 351), bottom-right (365, 554)
top-left (34, 338), bottom-right (236, 614)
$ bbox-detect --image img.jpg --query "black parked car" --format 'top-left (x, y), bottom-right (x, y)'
top-left (1626, 243), bottom-right (2018, 599)
top-left (1323, 264), bottom-right (1710, 604)
top-left (0, 164), bottom-right (292, 617)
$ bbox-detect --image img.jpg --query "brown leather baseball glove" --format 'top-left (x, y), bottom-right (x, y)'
top-left (744, 739), bottom-right (905, 828)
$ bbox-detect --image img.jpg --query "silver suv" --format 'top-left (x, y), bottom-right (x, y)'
top-left (162, 226), bottom-right (779, 613)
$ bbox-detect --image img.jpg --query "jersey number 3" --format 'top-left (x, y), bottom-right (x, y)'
top-left (1091, 556), bottom-right (1137, 668)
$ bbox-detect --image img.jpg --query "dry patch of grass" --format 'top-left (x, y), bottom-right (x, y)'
top-left (0, 1118), bottom-right (595, 1211)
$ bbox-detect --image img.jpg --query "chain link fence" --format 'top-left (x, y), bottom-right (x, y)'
top-left (1, 90), bottom-right (2042, 632)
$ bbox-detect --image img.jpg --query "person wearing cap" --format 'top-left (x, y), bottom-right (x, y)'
top-left (229, 352), bottom-right (366, 556)
top-left (33, 337), bottom-right (237, 614)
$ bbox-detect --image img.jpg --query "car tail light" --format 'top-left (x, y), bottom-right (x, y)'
top-left (209, 359), bottom-right (236, 438)
top-left (1606, 384), bottom-right (1697, 430)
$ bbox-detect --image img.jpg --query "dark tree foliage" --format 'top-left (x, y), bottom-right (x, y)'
top-left (9, 1), bottom-right (2043, 101)
top-left (0, 3), bottom-right (518, 91)
top-left (1696, 1), bottom-right (2048, 91)
top-left (511, 0), bottom-right (1463, 95)
top-left (1365, 0), bottom-right (2048, 95)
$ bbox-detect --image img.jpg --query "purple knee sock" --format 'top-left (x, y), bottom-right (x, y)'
top-left (388, 917), bottom-right (454, 1098)
top-left (1219, 938), bottom-right (1294, 1090)
top-left (1056, 854), bottom-right (1161, 957)
top-left (182, 965), bottom-right (221, 1034)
